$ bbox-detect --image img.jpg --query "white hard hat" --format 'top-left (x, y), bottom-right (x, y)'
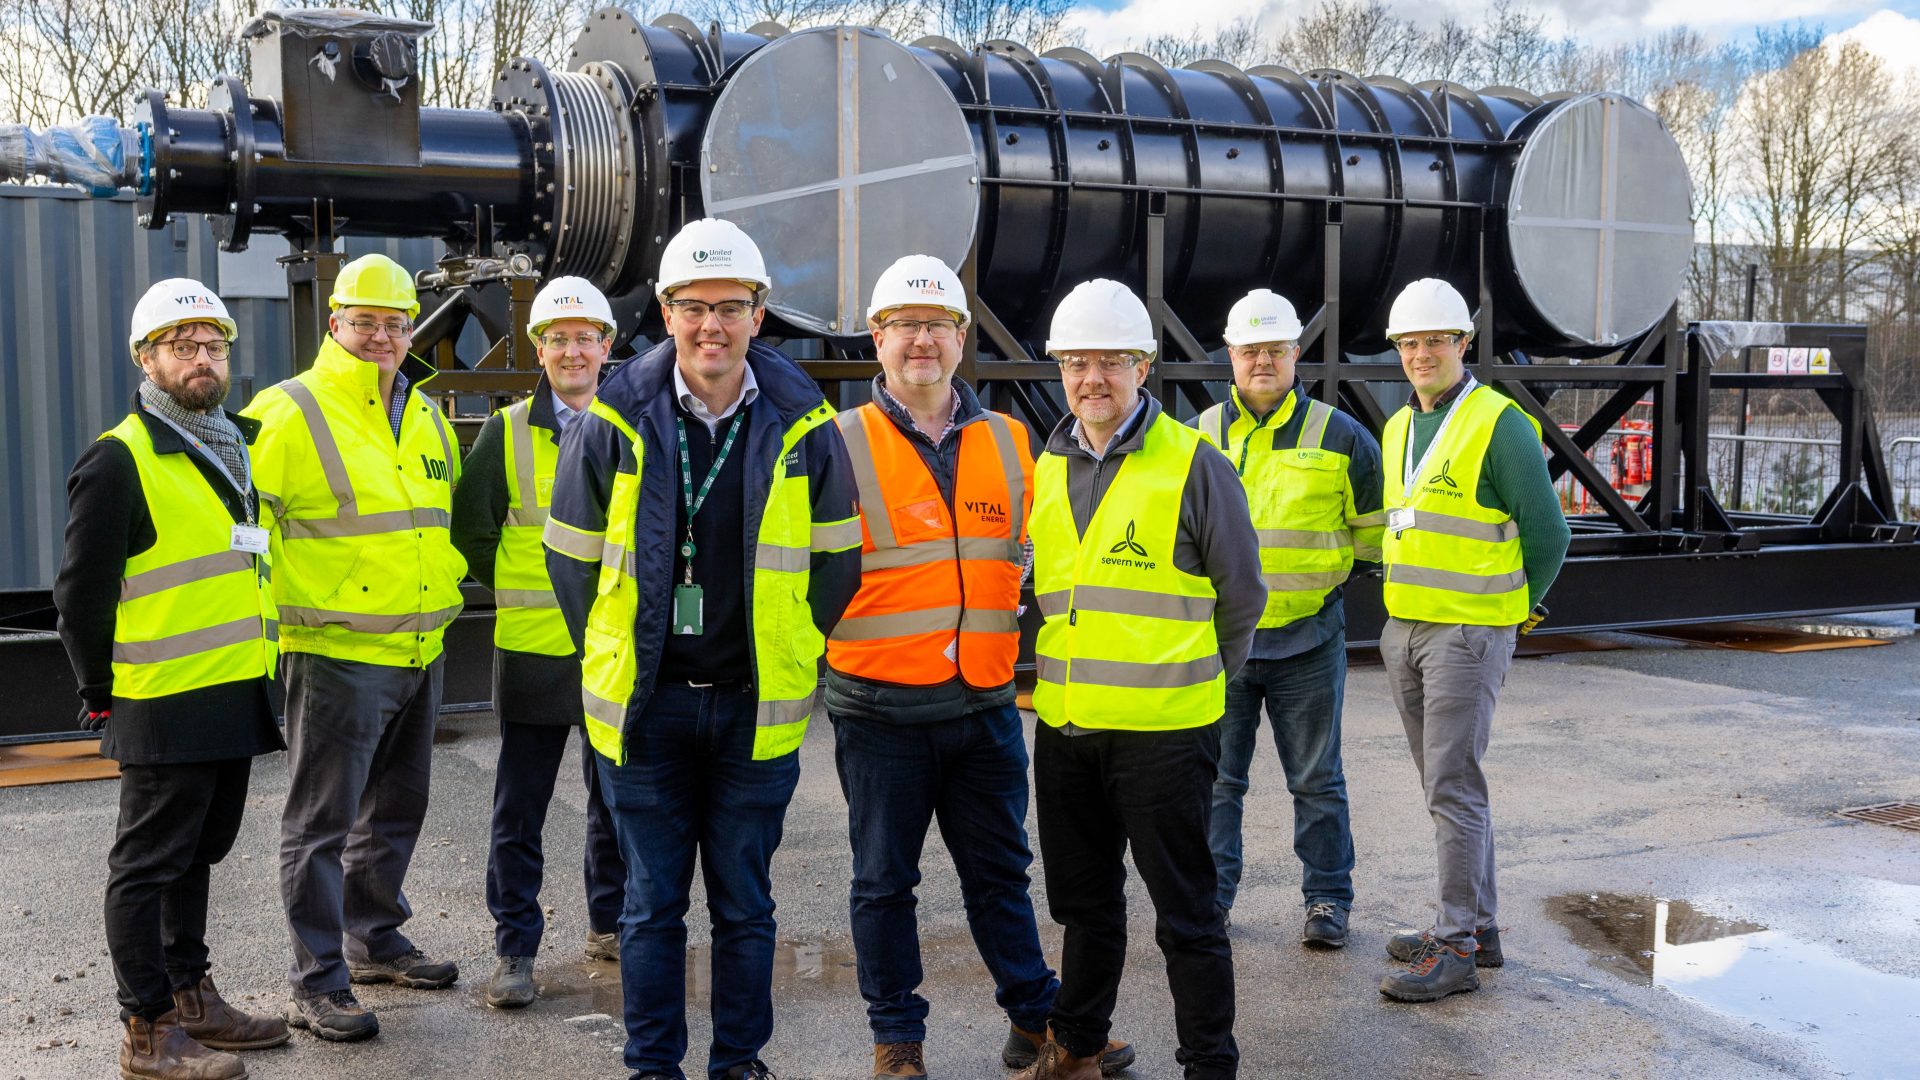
top-left (528, 276), bottom-right (617, 343)
top-left (1222, 289), bottom-right (1303, 346)
top-left (1045, 279), bottom-right (1157, 357)
top-left (128, 278), bottom-right (236, 362)
top-left (655, 218), bottom-right (771, 300)
top-left (1384, 278), bottom-right (1475, 339)
top-left (867, 254), bottom-right (970, 327)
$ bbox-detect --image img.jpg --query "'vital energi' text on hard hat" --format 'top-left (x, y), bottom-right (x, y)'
top-left (867, 254), bottom-right (970, 327)
top-left (129, 278), bottom-right (236, 362)
top-left (529, 277), bottom-right (618, 343)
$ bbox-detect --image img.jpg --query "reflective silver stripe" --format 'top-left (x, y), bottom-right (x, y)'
top-left (1066, 585), bottom-right (1215, 622)
top-left (280, 380), bottom-right (356, 515)
top-left (837, 408), bottom-right (896, 549)
top-left (1035, 590), bottom-right (1070, 618)
top-left (959, 607), bottom-right (1020, 635)
top-left (1254, 528), bottom-right (1346, 550)
top-left (830, 605), bottom-right (961, 642)
top-left (1299, 400), bottom-right (1332, 450)
top-left (507, 399), bottom-right (542, 516)
top-left (584, 687), bottom-right (625, 728)
top-left (1263, 569), bottom-right (1349, 592)
top-left (1353, 540), bottom-right (1384, 561)
top-left (755, 542), bottom-right (809, 573)
top-left (812, 517), bottom-right (863, 552)
top-left (544, 517), bottom-right (604, 562)
top-left (1350, 510), bottom-right (1388, 528)
top-left (278, 604), bottom-right (463, 634)
top-left (859, 536), bottom-right (1021, 572)
top-left (280, 507), bottom-right (451, 539)
top-left (1410, 511), bottom-right (1520, 544)
top-left (757, 693), bottom-right (813, 728)
top-left (599, 543), bottom-right (634, 576)
top-left (505, 506), bottom-right (550, 527)
top-left (1387, 564), bottom-right (1528, 595)
top-left (120, 551), bottom-right (254, 602)
top-left (495, 588), bottom-right (558, 608)
top-left (1034, 652), bottom-right (1222, 689)
top-left (113, 616), bottom-right (266, 665)
top-left (426, 398), bottom-right (455, 483)
top-left (980, 412), bottom-right (1027, 543)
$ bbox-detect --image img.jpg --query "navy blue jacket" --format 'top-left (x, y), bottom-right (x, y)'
top-left (546, 338), bottom-right (861, 721)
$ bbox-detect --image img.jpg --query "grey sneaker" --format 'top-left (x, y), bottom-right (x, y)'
top-left (485, 955), bottom-right (536, 1009)
top-left (1387, 925), bottom-right (1503, 968)
top-left (1380, 939), bottom-right (1479, 1002)
top-left (1302, 901), bottom-right (1348, 949)
top-left (284, 989), bottom-right (379, 1042)
top-left (348, 947), bottom-right (459, 989)
top-left (584, 929), bottom-right (619, 962)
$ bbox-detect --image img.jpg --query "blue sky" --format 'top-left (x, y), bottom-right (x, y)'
top-left (1063, 0), bottom-right (1920, 61)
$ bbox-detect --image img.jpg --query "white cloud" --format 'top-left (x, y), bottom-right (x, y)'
top-left (1826, 9), bottom-right (1920, 75)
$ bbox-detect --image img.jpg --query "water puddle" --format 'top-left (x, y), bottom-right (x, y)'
top-left (1549, 893), bottom-right (1920, 1078)
top-left (516, 938), bottom-right (863, 1021)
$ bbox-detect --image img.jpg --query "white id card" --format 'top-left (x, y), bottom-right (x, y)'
top-left (231, 524), bottom-right (270, 554)
top-left (1387, 507), bottom-right (1416, 535)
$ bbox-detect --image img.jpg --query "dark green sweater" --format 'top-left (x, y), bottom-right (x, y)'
top-left (1403, 386), bottom-right (1571, 606)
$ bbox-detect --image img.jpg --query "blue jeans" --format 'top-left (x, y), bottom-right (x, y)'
top-left (595, 683), bottom-right (801, 1080)
top-left (1209, 631), bottom-right (1355, 912)
top-left (830, 703), bottom-right (1057, 1043)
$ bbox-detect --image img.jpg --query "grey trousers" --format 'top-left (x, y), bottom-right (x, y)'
top-left (280, 652), bottom-right (442, 996)
top-left (1378, 617), bottom-right (1515, 949)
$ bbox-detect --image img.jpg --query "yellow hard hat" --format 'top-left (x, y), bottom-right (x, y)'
top-left (330, 254), bottom-right (420, 319)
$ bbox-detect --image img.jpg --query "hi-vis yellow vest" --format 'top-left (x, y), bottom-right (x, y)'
top-left (243, 337), bottom-right (466, 667)
top-left (1196, 388), bottom-right (1383, 628)
top-left (1030, 413), bottom-right (1223, 730)
top-left (1380, 385), bottom-right (1531, 626)
top-left (103, 415), bottom-right (278, 699)
top-left (546, 398), bottom-right (859, 764)
top-left (493, 398), bottom-right (569, 655)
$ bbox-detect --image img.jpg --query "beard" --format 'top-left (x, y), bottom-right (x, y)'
top-left (157, 367), bottom-right (230, 412)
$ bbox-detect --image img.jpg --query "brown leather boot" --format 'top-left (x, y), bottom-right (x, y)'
top-left (173, 976), bottom-right (290, 1050)
top-left (871, 1040), bottom-right (927, 1078)
top-left (120, 1011), bottom-right (248, 1080)
top-left (1005, 1025), bottom-right (1136, 1075)
top-left (1010, 1039), bottom-right (1102, 1080)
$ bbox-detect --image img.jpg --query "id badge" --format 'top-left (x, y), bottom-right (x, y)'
top-left (1387, 507), bottom-right (1416, 535)
top-left (231, 523), bottom-right (270, 554)
top-left (672, 583), bottom-right (704, 635)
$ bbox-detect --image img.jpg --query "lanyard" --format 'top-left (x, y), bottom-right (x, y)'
top-left (1400, 376), bottom-right (1476, 503)
top-left (143, 405), bottom-right (256, 526)
top-left (675, 414), bottom-right (742, 584)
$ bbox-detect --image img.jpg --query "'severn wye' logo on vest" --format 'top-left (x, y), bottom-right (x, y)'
top-left (1100, 520), bottom-right (1156, 569)
top-left (1423, 458), bottom-right (1464, 498)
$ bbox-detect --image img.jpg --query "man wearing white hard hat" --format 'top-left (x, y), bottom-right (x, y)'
top-left (545, 218), bottom-right (861, 1080)
top-left (451, 276), bottom-right (627, 1009)
top-left (823, 256), bottom-right (1134, 1079)
top-left (1192, 289), bottom-right (1383, 949)
top-left (1373, 278), bottom-right (1568, 1003)
top-left (56, 279), bottom-right (288, 1079)
top-left (1017, 279), bottom-right (1263, 1080)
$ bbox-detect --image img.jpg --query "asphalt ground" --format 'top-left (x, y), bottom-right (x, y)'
top-left (4, 616), bottom-right (1919, 1080)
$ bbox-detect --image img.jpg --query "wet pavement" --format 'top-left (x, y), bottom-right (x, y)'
top-left (3, 613), bottom-right (1919, 1079)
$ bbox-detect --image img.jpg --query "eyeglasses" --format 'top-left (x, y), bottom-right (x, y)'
top-left (1055, 354), bottom-right (1142, 377)
top-left (1394, 333), bottom-right (1463, 354)
top-left (538, 331), bottom-right (607, 350)
top-left (879, 317), bottom-right (960, 341)
top-left (149, 339), bottom-right (231, 361)
top-left (664, 299), bottom-right (757, 324)
top-left (1230, 344), bottom-right (1295, 362)
top-left (342, 318), bottom-right (413, 338)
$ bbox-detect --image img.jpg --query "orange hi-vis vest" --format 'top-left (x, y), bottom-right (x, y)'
top-left (827, 401), bottom-right (1034, 689)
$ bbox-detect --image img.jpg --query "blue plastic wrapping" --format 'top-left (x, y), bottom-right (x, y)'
top-left (0, 115), bottom-right (137, 197)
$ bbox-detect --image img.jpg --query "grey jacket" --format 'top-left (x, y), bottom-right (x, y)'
top-left (1041, 394), bottom-right (1266, 685)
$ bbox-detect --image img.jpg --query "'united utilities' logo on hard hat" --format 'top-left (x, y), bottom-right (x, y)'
top-left (693, 248), bottom-right (732, 265)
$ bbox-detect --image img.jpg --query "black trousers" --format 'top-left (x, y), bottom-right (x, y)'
top-left (1033, 722), bottom-right (1237, 1079)
top-left (105, 758), bottom-right (253, 1020)
top-left (486, 720), bottom-right (626, 956)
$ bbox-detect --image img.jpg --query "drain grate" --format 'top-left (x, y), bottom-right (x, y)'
top-left (1837, 802), bottom-right (1920, 832)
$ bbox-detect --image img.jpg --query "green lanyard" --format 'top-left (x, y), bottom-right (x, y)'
top-left (675, 414), bottom-right (742, 584)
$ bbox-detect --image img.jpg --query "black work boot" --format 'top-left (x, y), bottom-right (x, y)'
top-left (485, 956), bottom-right (536, 1009)
top-left (283, 989), bottom-right (378, 1042)
top-left (1387, 925), bottom-right (1503, 967)
top-left (1380, 939), bottom-right (1479, 1002)
top-left (1301, 901), bottom-right (1348, 949)
top-left (347, 947), bottom-right (458, 989)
